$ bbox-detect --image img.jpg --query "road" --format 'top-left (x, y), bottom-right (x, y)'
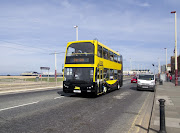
top-left (0, 80), bottom-right (154, 133)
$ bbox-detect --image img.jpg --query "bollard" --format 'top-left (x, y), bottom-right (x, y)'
top-left (158, 99), bottom-right (166, 133)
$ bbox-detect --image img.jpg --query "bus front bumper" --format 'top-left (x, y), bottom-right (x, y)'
top-left (63, 82), bottom-right (96, 93)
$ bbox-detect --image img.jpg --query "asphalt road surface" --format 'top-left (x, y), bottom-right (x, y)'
top-left (0, 80), bottom-right (154, 133)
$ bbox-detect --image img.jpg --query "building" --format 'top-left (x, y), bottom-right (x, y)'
top-left (123, 69), bottom-right (151, 76)
top-left (167, 64), bottom-right (171, 72)
top-left (171, 55), bottom-right (180, 74)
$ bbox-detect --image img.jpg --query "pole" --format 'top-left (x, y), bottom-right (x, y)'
top-left (174, 12), bottom-right (178, 86)
top-left (171, 11), bottom-right (178, 86)
top-left (55, 51), bottom-right (57, 85)
top-left (158, 99), bottom-right (166, 133)
top-left (130, 58), bottom-right (132, 71)
top-left (158, 58), bottom-right (161, 74)
top-left (165, 48), bottom-right (167, 73)
top-left (74, 25), bottom-right (78, 41)
top-left (48, 69), bottom-right (49, 82)
top-left (165, 48), bottom-right (168, 81)
top-left (76, 26), bottom-right (78, 41)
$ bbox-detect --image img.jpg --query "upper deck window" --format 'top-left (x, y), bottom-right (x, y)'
top-left (67, 42), bottom-right (94, 56)
top-left (114, 53), bottom-right (118, 62)
top-left (109, 51), bottom-right (114, 61)
top-left (98, 45), bottom-right (102, 58)
top-left (103, 48), bottom-right (108, 59)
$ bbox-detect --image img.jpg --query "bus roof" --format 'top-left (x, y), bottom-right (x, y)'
top-left (67, 40), bottom-right (120, 56)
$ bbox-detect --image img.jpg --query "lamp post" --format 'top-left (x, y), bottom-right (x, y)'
top-left (152, 64), bottom-right (155, 74)
top-left (50, 52), bottom-right (65, 86)
top-left (171, 11), bottom-right (178, 86)
top-left (74, 25), bottom-right (78, 41)
top-left (164, 48), bottom-right (167, 72)
top-left (164, 48), bottom-right (168, 81)
top-left (158, 58), bottom-right (161, 74)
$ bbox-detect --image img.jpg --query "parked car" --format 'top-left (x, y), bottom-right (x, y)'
top-left (131, 76), bottom-right (137, 83)
top-left (137, 74), bottom-right (155, 92)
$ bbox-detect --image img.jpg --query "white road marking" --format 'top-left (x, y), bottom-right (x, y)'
top-left (113, 92), bottom-right (130, 99)
top-left (54, 96), bottom-right (63, 99)
top-left (0, 101), bottom-right (39, 112)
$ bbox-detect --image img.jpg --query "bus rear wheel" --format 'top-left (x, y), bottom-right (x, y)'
top-left (117, 82), bottom-right (120, 90)
top-left (103, 86), bottom-right (107, 94)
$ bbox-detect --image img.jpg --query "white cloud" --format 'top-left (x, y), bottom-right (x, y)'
top-left (137, 2), bottom-right (150, 7)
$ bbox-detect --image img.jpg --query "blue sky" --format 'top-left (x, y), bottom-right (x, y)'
top-left (0, 0), bottom-right (180, 75)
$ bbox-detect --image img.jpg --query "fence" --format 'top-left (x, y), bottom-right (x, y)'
top-left (0, 76), bottom-right (63, 92)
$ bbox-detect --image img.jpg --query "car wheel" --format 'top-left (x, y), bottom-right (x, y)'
top-left (137, 87), bottom-right (140, 91)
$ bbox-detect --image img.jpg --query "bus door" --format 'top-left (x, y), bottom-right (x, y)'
top-left (97, 67), bottom-right (103, 93)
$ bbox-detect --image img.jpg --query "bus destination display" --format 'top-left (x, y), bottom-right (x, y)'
top-left (70, 58), bottom-right (89, 63)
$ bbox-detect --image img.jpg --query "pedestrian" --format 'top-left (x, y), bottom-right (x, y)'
top-left (169, 75), bottom-right (172, 82)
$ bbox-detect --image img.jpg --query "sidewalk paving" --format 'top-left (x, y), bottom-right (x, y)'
top-left (149, 82), bottom-right (180, 133)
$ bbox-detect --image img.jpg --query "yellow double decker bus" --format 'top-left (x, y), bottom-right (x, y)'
top-left (63, 40), bottom-right (123, 96)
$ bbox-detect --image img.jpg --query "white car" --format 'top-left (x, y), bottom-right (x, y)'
top-left (137, 74), bottom-right (155, 92)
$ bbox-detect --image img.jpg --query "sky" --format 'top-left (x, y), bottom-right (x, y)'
top-left (0, 0), bottom-right (180, 75)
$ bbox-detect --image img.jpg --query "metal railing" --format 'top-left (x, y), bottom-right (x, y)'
top-left (0, 77), bottom-right (63, 92)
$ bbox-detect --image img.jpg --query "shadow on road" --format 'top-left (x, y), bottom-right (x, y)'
top-left (135, 124), bottom-right (158, 133)
top-left (56, 90), bottom-right (98, 98)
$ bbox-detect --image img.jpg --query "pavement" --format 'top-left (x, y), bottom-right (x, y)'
top-left (149, 81), bottom-right (180, 133)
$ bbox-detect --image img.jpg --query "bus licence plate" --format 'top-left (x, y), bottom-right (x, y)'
top-left (73, 90), bottom-right (81, 93)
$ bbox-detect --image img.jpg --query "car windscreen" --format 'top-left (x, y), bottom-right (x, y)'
top-left (139, 75), bottom-right (154, 80)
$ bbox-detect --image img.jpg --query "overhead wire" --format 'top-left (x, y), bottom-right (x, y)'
top-left (0, 40), bottom-right (65, 55)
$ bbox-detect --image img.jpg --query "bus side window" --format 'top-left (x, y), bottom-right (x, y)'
top-left (118, 70), bottom-right (121, 79)
top-left (118, 55), bottom-right (120, 63)
top-left (109, 51), bottom-right (113, 61)
top-left (120, 55), bottom-right (122, 64)
top-left (103, 48), bottom-right (108, 59)
top-left (98, 45), bottom-right (102, 58)
top-left (104, 68), bottom-right (108, 80)
top-left (114, 54), bottom-right (117, 62)
top-left (106, 69), bottom-right (110, 80)
top-left (110, 69), bottom-right (114, 80)
top-left (114, 70), bottom-right (118, 79)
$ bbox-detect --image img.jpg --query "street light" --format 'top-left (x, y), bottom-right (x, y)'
top-left (74, 25), bottom-right (78, 41)
top-left (171, 11), bottom-right (178, 86)
top-left (50, 52), bottom-right (65, 86)
top-left (158, 58), bottom-right (161, 74)
top-left (164, 48), bottom-right (167, 72)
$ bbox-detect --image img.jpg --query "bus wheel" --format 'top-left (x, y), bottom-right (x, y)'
top-left (103, 86), bottom-right (107, 94)
top-left (117, 83), bottom-right (120, 90)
